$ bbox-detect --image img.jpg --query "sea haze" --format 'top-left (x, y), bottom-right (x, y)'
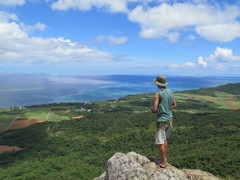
top-left (0, 74), bottom-right (239, 108)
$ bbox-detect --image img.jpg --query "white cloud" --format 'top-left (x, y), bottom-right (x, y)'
top-left (95, 35), bottom-right (128, 45)
top-left (197, 56), bottom-right (207, 68)
top-left (183, 62), bottom-right (196, 68)
top-left (0, 0), bottom-right (25, 6)
top-left (196, 22), bottom-right (240, 42)
top-left (50, 0), bottom-right (159, 12)
top-left (127, 2), bottom-right (240, 42)
top-left (232, 64), bottom-right (240, 68)
top-left (214, 63), bottom-right (225, 70)
top-left (0, 22), bottom-right (27, 39)
top-left (200, 47), bottom-right (240, 63)
top-left (0, 11), bottom-right (114, 63)
top-left (167, 32), bottom-right (180, 43)
top-left (170, 46), bottom-right (240, 73)
top-left (20, 22), bottom-right (47, 33)
top-left (169, 64), bottom-right (179, 68)
top-left (0, 11), bottom-right (18, 22)
top-left (51, 0), bottom-right (128, 13)
top-left (49, 1), bottom-right (240, 42)
top-left (169, 62), bottom-right (196, 69)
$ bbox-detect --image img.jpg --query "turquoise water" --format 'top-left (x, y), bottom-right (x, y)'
top-left (0, 74), bottom-right (239, 108)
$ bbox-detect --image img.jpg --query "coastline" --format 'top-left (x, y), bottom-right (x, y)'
top-left (0, 74), bottom-right (239, 108)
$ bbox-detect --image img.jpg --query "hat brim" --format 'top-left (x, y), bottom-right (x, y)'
top-left (153, 79), bottom-right (168, 86)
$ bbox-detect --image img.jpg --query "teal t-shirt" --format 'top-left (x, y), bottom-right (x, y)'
top-left (156, 88), bottom-right (174, 122)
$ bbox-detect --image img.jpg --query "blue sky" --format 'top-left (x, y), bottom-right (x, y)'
top-left (0, 0), bottom-right (240, 76)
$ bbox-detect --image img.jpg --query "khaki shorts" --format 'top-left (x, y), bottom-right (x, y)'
top-left (155, 120), bottom-right (173, 145)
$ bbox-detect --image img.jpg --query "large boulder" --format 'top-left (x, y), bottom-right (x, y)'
top-left (94, 152), bottom-right (220, 180)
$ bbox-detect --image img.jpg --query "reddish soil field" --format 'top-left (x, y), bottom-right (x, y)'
top-left (230, 106), bottom-right (239, 110)
top-left (225, 99), bottom-right (237, 102)
top-left (0, 146), bottom-right (22, 154)
top-left (185, 97), bottom-right (196, 100)
top-left (7, 119), bottom-right (46, 130)
top-left (223, 101), bottom-right (240, 105)
top-left (72, 116), bottom-right (84, 119)
top-left (205, 98), bottom-right (217, 102)
top-left (52, 110), bottom-right (70, 113)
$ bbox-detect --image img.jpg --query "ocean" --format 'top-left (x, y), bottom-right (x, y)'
top-left (0, 74), bottom-right (239, 108)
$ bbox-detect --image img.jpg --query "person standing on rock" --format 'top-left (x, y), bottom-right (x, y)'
top-left (152, 75), bottom-right (176, 168)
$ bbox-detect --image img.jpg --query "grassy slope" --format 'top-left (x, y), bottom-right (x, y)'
top-left (0, 83), bottom-right (239, 179)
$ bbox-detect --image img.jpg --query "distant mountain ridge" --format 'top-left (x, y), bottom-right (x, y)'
top-left (212, 83), bottom-right (240, 94)
top-left (181, 83), bottom-right (240, 96)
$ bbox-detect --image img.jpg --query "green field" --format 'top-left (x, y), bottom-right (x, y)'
top-left (0, 108), bottom-right (23, 131)
top-left (48, 112), bottom-right (69, 121)
top-left (175, 91), bottom-right (240, 111)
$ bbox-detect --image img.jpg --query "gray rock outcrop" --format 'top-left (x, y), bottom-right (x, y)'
top-left (182, 169), bottom-right (220, 180)
top-left (94, 152), bottom-right (220, 180)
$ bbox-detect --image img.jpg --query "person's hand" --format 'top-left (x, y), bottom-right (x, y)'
top-left (171, 99), bottom-right (177, 109)
top-left (152, 108), bottom-right (157, 113)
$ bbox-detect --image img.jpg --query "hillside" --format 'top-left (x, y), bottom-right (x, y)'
top-left (0, 83), bottom-right (239, 179)
top-left (181, 83), bottom-right (240, 96)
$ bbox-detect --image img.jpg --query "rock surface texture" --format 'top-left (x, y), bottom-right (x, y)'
top-left (94, 152), bottom-right (220, 180)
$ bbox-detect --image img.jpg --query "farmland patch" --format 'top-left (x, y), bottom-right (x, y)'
top-left (0, 146), bottom-right (22, 154)
top-left (7, 119), bottom-right (46, 130)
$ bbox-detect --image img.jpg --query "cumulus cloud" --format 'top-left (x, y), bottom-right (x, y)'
top-left (49, 1), bottom-right (240, 42)
top-left (50, 0), bottom-right (157, 12)
top-left (0, 0), bottom-right (25, 6)
top-left (197, 56), bottom-right (207, 68)
top-left (128, 2), bottom-right (240, 42)
top-left (170, 46), bottom-right (240, 72)
top-left (193, 47), bottom-right (240, 72)
top-left (51, 0), bottom-right (128, 13)
top-left (95, 35), bottom-right (128, 45)
top-left (0, 21), bottom-right (27, 39)
top-left (198, 47), bottom-right (240, 65)
top-left (196, 22), bottom-right (240, 42)
top-left (0, 11), bottom-right (114, 63)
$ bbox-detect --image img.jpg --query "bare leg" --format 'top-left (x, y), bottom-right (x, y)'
top-left (164, 140), bottom-right (168, 160)
top-left (159, 140), bottom-right (168, 167)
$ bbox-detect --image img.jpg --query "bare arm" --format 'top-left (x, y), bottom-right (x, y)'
top-left (171, 98), bottom-right (177, 109)
top-left (152, 92), bottom-right (159, 113)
